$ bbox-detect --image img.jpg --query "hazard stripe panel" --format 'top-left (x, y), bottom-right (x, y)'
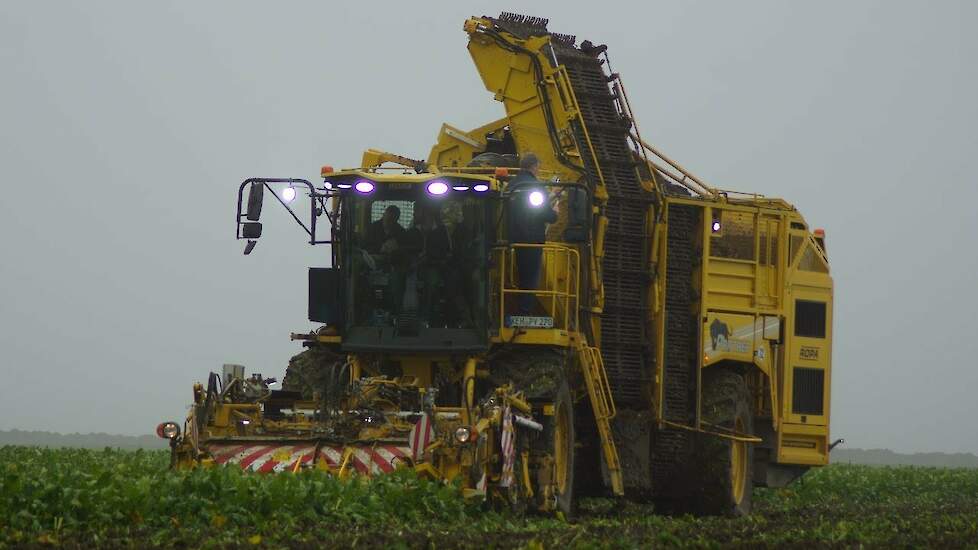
top-left (204, 443), bottom-right (412, 474)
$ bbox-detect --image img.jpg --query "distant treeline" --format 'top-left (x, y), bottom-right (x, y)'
top-left (2, 430), bottom-right (976, 468)
top-left (0, 429), bottom-right (167, 450)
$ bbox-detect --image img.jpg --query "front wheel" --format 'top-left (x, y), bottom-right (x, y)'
top-left (282, 347), bottom-right (344, 401)
top-left (534, 378), bottom-right (575, 516)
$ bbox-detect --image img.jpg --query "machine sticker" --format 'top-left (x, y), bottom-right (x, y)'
top-left (706, 318), bottom-right (751, 354)
top-left (703, 314), bottom-right (765, 361)
top-left (800, 346), bottom-right (819, 360)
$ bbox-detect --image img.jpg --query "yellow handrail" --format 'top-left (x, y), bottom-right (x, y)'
top-left (495, 243), bottom-right (579, 332)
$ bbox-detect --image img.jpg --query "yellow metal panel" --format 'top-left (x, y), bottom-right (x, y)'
top-left (703, 313), bottom-right (756, 365)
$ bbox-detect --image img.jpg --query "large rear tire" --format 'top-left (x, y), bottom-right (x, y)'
top-left (693, 369), bottom-right (754, 516)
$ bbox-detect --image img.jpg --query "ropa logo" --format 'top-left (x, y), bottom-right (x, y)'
top-left (800, 347), bottom-right (819, 360)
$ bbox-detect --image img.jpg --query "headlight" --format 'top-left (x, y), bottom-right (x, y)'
top-left (528, 190), bottom-right (545, 207)
top-left (281, 186), bottom-right (296, 202)
top-left (156, 421), bottom-right (181, 439)
top-left (454, 426), bottom-right (472, 444)
top-left (472, 183), bottom-right (490, 193)
top-left (426, 180), bottom-right (449, 196)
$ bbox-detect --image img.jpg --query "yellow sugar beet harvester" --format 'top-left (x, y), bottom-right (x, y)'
top-left (160, 13), bottom-right (835, 517)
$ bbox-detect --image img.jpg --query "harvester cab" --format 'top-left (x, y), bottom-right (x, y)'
top-left (236, 168), bottom-right (506, 351)
top-left (172, 164), bottom-right (587, 503)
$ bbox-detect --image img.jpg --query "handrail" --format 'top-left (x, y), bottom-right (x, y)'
top-left (584, 347), bottom-right (616, 420)
top-left (610, 76), bottom-right (658, 199)
top-left (495, 243), bottom-right (580, 332)
top-left (578, 344), bottom-right (623, 495)
top-left (553, 65), bottom-right (608, 193)
top-left (627, 132), bottom-right (718, 199)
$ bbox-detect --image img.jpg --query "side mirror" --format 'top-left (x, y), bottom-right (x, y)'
top-left (242, 222), bottom-right (263, 239)
top-left (242, 222), bottom-right (262, 255)
top-left (246, 182), bottom-right (264, 221)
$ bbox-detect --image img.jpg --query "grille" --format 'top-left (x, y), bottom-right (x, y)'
top-left (795, 300), bottom-right (827, 338)
top-left (792, 367), bottom-right (824, 415)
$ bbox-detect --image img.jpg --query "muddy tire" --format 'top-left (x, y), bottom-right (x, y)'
top-left (572, 399), bottom-right (605, 498)
top-left (281, 346), bottom-right (343, 400)
top-left (692, 369), bottom-right (754, 516)
top-left (535, 377), bottom-right (575, 517)
top-left (489, 348), bottom-right (575, 516)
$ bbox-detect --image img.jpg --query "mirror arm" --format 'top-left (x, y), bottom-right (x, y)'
top-left (236, 178), bottom-right (321, 241)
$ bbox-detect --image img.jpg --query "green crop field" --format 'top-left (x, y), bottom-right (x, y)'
top-left (2, 446), bottom-right (977, 549)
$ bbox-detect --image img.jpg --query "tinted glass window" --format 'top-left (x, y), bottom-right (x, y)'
top-left (346, 190), bottom-right (487, 331)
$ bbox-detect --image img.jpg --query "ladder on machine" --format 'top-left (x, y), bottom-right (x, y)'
top-left (579, 345), bottom-right (624, 495)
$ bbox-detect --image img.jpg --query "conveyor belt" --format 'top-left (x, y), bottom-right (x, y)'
top-left (654, 203), bottom-right (699, 487)
top-left (550, 43), bottom-right (654, 407)
top-left (490, 15), bottom-right (700, 487)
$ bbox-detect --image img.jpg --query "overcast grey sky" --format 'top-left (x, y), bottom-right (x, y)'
top-left (1, 1), bottom-right (975, 454)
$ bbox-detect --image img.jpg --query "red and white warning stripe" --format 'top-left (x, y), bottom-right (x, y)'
top-left (205, 443), bottom-right (410, 474)
top-left (409, 413), bottom-right (435, 461)
top-left (499, 404), bottom-right (516, 488)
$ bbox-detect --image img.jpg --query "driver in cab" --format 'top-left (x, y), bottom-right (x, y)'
top-left (365, 205), bottom-right (405, 256)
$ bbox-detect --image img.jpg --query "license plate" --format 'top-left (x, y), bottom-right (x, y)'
top-left (506, 315), bottom-right (554, 328)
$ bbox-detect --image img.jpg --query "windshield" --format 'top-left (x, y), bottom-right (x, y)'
top-left (343, 188), bottom-right (489, 344)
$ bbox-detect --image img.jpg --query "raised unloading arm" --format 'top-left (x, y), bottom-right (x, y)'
top-left (360, 148), bottom-right (427, 172)
top-left (462, 16), bottom-right (601, 196)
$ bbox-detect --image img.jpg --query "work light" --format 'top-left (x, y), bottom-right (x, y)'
top-left (281, 186), bottom-right (296, 202)
top-left (354, 180), bottom-right (375, 194)
top-left (528, 190), bottom-right (545, 207)
top-left (454, 426), bottom-right (472, 443)
top-left (427, 181), bottom-right (449, 196)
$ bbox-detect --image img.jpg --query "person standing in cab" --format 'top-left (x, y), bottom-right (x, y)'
top-left (364, 204), bottom-right (405, 256)
top-left (507, 153), bottom-right (558, 314)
